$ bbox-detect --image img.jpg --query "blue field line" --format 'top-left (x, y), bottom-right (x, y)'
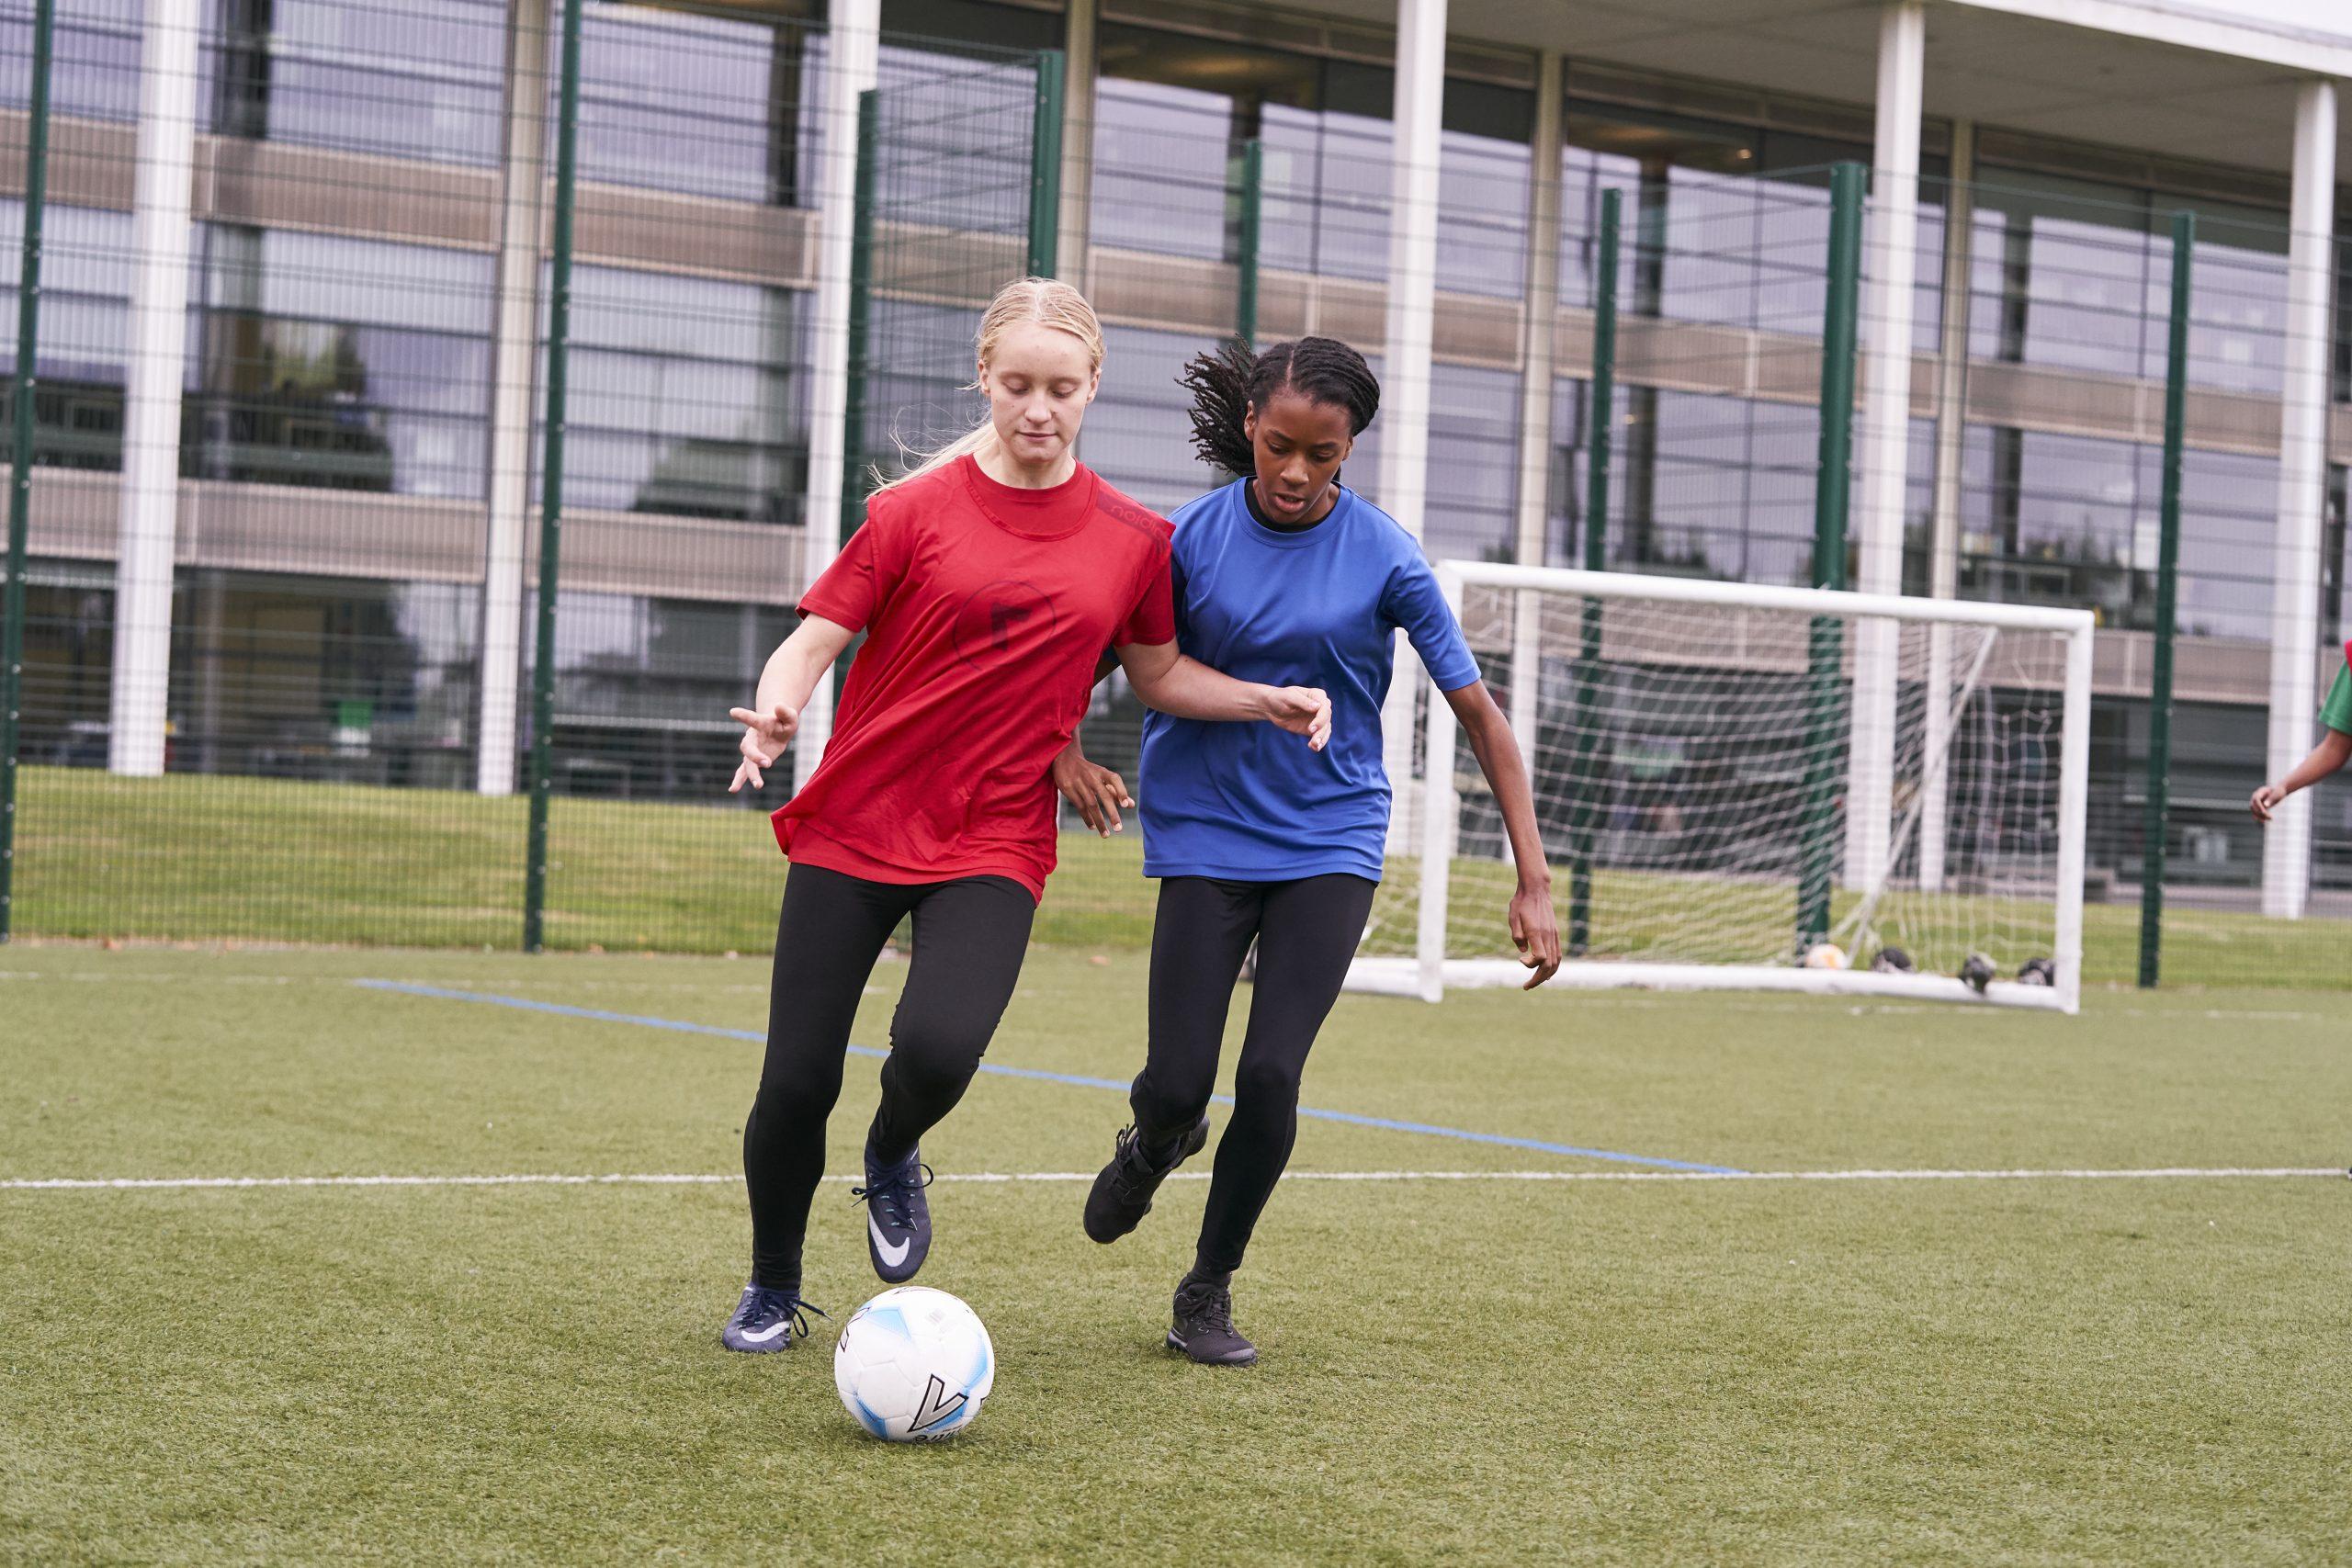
top-left (354, 979), bottom-right (1739, 1174)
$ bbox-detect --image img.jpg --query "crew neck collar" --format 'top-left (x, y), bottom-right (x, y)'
top-left (959, 454), bottom-right (1097, 540)
top-left (1238, 478), bottom-right (1347, 547)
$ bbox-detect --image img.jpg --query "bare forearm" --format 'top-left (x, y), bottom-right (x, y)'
top-left (2280, 731), bottom-right (2352, 796)
top-left (1126, 653), bottom-right (1272, 722)
top-left (752, 625), bottom-right (841, 716)
top-left (1464, 712), bottom-right (1551, 890)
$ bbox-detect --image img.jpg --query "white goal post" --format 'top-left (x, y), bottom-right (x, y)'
top-left (1347, 562), bottom-right (2095, 1014)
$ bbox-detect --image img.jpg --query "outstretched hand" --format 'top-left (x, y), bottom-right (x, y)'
top-left (1264, 685), bottom-right (1333, 751)
top-left (728, 705), bottom-right (798, 793)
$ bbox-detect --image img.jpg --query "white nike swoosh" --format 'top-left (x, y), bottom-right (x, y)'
top-left (738, 1320), bottom-right (789, 1344)
top-left (870, 1215), bottom-right (911, 1268)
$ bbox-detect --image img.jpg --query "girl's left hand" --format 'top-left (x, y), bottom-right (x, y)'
top-left (1510, 884), bottom-right (1563, 989)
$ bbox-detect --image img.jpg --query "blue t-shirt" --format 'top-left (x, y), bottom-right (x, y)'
top-left (1139, 480), bottom-right (1483, 883)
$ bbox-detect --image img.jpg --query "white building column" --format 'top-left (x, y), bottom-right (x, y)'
top-left (107, 0), bottom-right (200, 777)
top-left (1057, 0), bottom-right (1096, 288)
top-left (1508, 50), bottom-right (1564, 755)
top-left (475, 0), bottom-right (549, 795)
top-left (1919, 118), bottom-right (1973, 894)
top-left (2262, 79), bottom-right (2336, 919)
top-left (795, 0), bottom-right (881, 793)
top-left (1842, 0), bottom-right (1923, 897)
top-left (1378, 0), bottom-right (1447, 854)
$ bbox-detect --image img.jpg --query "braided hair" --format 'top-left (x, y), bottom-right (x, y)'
top-left (1179, 335), bottom-right (1381, 478)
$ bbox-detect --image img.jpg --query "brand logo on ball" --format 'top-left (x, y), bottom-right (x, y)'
top-left (953, 580), bottom-right (1057, 666)
top-left (907, 1373), bottom-right (968, 1435)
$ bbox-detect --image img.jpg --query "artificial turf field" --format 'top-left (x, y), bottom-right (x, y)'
top-left (7, 943), bottom-right (2352, 1564)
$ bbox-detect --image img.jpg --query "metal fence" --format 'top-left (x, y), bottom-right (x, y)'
top-left (2, 0), bottom-right (2347, 989)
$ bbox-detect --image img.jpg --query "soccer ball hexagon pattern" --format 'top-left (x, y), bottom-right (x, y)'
top-left (833, 1286), bottom-right (996, 1442)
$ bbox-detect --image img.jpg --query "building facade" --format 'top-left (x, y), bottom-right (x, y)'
top-left (8, 0), bottom-right (2352, 908)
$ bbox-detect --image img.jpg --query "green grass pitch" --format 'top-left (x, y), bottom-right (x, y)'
top-left (6, 942), bottom-right (2352, 1563)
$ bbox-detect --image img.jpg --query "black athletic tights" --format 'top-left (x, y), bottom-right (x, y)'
top-left (1129, 873), bottom-right (1379, 1280)
top-left (744, 862), bottom-right (1035, 1292)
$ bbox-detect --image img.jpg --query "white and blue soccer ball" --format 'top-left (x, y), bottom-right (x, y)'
top-left (832, 1286), bottom-right (995, 1442)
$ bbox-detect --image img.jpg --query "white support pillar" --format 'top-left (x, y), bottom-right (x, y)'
top-left (1057, 0), bottom-right (1096, 289)
top-left (1919, 118), bottom-right (1973, 894)
top-left (1508, 51), bottom-right (1564, 756)
top-left (2262, 79), bottom-right (2336, 919)
top-left (107, 0), bottom-right (200, 777)
top-left (1843, 0), bottom-right (1923, 898)
top-left (475, 0), bottom-right (549, 796)
top-left (1378, 0), bottom-right (1447, 855)
top-left (795, 0), bottom-right (881, 793)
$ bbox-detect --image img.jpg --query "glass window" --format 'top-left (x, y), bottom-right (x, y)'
top-left (186, 225), bottom-right (496, 498)
top-left (574, 6), bottom-right (819, 203)
top-left (212, 0), bottom-right (506, 164)
top-left (0, 201), bottom-right (134, 469)
top-left (552, 265), bottom-right (809, 523)
top-left (1091, 24), bottom-right (1531, 298)
top-left (0, 0), bottom-right (141, 123)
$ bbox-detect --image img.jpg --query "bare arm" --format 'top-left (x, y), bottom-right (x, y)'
top-left (1445, 681), bottom-right (1562, 988)
top-left (2251, 728), bottom-right (2352, 822)
top-left (1114, 640), bottom-right (1331, 750)
top-left (726, 614), bottom-right (857, 793)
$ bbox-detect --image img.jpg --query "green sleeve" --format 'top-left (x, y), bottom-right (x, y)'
top-left (2323, 667), bottom-right (2352, 736)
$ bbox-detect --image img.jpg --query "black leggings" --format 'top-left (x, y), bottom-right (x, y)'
top-left (1129, 873), bottom-right (1378, 1280)
top-left (743, 862), bottom-right (1035, 1292)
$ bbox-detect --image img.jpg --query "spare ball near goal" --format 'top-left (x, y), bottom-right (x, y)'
top-left (1802, 942), bottom-right (1848, 971)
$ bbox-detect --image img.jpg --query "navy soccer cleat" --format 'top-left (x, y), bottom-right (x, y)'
top-left (1168, 1275), bottom-right (1257, 1366)
top-left (720, 1282), bottom-right (824, 1353)
top-left (854, 1139), bottom-right (933, 1284)
top-left (1084, 1118), bottom-right (1210, 1244)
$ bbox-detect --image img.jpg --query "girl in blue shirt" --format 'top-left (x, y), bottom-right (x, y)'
top-left (1053, 336), bottom-right (1562, 1365)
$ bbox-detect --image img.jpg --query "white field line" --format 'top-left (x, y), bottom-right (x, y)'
top-left (1, 1167), bottom-right (2341, 1192)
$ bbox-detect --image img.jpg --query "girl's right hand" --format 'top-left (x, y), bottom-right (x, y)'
top-left (1263, 686), bottom-right (1333, 752)
top-left (729, 704), bottom-right (798, 793)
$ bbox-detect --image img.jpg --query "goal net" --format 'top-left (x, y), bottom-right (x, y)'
top-left (1351, 564), bottom-right (2093, 1013)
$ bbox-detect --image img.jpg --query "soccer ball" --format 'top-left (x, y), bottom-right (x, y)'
top-left (2017, 956), bottom-right (2056, 987)
top-left (833, 1286), bottom-right (995, 1442)
top-left (1960, 953), bottom-right (1996, 994)
top-left (1801, 942), bottom-right (1848, 971)
top-left (1870, 945), bottom-right (1916, 974)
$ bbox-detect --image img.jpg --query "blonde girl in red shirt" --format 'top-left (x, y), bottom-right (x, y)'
top-left (717, 277), bottom-right (1330, 1354)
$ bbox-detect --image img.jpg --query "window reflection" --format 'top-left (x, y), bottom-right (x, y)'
top-left (1091, 23), bottom-right (1531, 299)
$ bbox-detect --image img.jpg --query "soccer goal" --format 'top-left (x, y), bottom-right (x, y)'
top-left (1349, 563), bottom-right (2094, 1013)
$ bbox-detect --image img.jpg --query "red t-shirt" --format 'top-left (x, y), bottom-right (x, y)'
top-left (772, 456), bottom-right (1175, 900)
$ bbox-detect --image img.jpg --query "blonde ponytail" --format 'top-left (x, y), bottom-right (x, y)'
top-left (871, 276), bottom-right (1106, 495)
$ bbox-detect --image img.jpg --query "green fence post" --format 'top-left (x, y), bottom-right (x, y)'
top-left (0, 0), bottom-right (54, 946)
top-left (1797, 161), bottom-right (1865, 953)
top-left (522, 0), bottom-right (583, 954)
top-left (1567, 187), bottom-right (1621, 958)
top-left (2138, 210), bottom-right (2193, 988)
top-left (1025, 51), bottom-right (1064, 278)
top-left (840, 87), bottom-right (878, 547)
top-left (1234, 138), bottom-right (1262, 347)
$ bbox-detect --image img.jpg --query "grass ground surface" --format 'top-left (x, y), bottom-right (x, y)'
top-left (6, 942), bottom-right (2352, 1563)
top-left (17, 763), bottom-right (2351, 987)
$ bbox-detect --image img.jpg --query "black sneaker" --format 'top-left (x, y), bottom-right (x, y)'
top-left (1084, 1117), bottom-right (1210, 1244)
top-left (720, 1282), bottom-right (825, 1353)
top-left (1168, 1277), bottom-right (1257, 1366)
top-left (853, 1139), bottom-right (933, 1284)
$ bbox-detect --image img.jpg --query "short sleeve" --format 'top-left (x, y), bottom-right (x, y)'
top-left (797, 495), bottom-right (908, 632)
top-left (1114, 546), bottom-right (1177, 649)
top-left (1383, 551), bottom-right (1482, 693)
top-left (2322, 666), bottom-right (2352, 736)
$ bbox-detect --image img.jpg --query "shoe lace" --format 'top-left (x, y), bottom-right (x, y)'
top-left (1107, 1124), bottom-right (1157, 1198)
top-left (851, 1160), bottom-right (933, 1231)
top-left (1181, 1284), bottom-right (1235, 1334)
top-left (749, 1288), bottom-right (829, 1343)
